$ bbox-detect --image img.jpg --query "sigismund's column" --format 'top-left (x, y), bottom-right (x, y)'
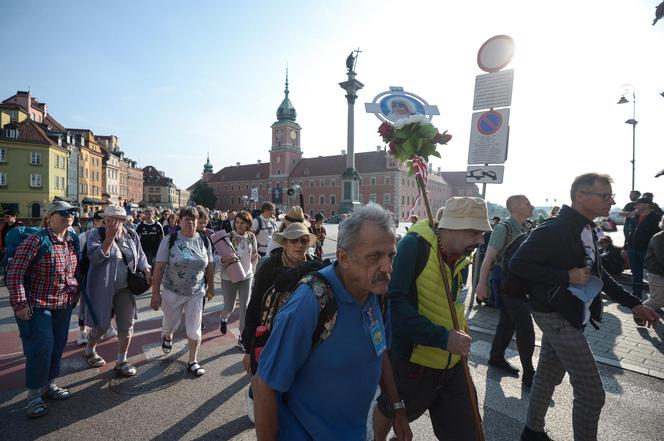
top-left (339, 50), bottom-right (364, 213)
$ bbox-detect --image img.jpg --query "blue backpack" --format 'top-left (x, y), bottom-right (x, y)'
top-left (4, 226), bottom-right (80, 266)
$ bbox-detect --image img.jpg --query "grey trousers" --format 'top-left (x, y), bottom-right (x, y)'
top-left (220, 277), bottom-right (252, 334)
top-left (527, 312), bottom-right (605, 441)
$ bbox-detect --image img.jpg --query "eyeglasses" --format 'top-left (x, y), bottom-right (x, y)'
top-left (581, 191), bottom-right (615, 202)
top-left (54, 209), bottom-right (78, 217)
top-left (287, 237), bottom-right (310, 245)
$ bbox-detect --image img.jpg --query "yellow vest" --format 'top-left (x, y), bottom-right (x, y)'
top-left (407, 221), bottom-right (470, 369)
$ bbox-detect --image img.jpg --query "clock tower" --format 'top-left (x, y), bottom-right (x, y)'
top-left (270, 71), bottom-right (302, 178)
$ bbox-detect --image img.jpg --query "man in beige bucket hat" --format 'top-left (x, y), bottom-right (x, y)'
top-left (374, 196), bottom-right (491, 440)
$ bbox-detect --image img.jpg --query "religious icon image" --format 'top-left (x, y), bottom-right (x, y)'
top-left (379, 95), bottom-right (426, 122)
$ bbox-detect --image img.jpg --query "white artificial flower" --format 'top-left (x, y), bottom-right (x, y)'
top-left (393, 113), bottom-right (430, 129)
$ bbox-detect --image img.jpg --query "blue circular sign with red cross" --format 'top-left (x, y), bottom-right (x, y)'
top-left (477, 110), bottom-right (503, 135)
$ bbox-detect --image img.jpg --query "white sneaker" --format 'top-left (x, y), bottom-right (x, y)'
top-left (102, 326), bottom-right (118, 340)
top-left (245, 385), bottom-right (255, 424)
top-left (76, 331), bottom-right (88, 346)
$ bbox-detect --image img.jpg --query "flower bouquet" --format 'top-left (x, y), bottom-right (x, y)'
top-left (378, 114), bottom-right (452, 174)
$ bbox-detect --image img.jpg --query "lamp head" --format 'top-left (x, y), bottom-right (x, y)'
top-left (617, 96), bottom-right (629, 104)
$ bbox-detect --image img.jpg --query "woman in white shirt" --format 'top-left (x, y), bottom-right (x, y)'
top-left (219, 210), bottom-right (258, 348)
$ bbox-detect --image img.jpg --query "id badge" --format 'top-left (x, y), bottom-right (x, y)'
top-left (456, 287), bottom-right (468, 305)
top-left (369, 321), bottom-right (387, 357)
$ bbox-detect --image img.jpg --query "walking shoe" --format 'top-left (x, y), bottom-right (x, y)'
top-left (219, 320), bottom-right (227, 335)
top-left (522, 369), bottom-right (535, 388)
top-left (521, 426), bottom-right (553, 440)
top-left (76, 330), bottom-right (88, 346)
top-left (489, 357), bottom-right (520, 376)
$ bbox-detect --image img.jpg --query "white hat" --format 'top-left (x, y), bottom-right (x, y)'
top-left (100, 204), bottom-right (131, 221)
top-left (273, 222), bottom-right (317, 247)
top-left (277, 206), bottom-right (311, 228)
top-left (438, 197), bottom-right (492, 232)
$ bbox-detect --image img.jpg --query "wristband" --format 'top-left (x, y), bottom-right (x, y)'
top-left (390, 400), bottom-right (406, 411)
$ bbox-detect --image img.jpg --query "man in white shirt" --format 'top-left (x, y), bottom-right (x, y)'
top-left (251, 202), bottom-right (277, 257)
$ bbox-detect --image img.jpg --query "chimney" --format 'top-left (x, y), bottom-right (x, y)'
top-left (257, 159), bottom-right (261, 164)
top-left (236, 162), bottom-right (240, 166)
top-left (341, 150), bottom-right (346, 155)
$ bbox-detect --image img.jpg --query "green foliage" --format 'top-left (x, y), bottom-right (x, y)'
top-left (191, 181), bottom-right (217, 209)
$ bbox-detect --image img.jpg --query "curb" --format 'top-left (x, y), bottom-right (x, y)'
top-left (468, 324), bottom-right (664, 380)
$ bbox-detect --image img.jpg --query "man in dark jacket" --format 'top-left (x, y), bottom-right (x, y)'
top-left (625, 196), bottom-right (661, 298)
top-left (511, 173), bottom-right (659, 441)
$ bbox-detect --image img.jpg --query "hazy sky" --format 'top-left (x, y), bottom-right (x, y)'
top-left (2, 0), bottom-right (662, 207)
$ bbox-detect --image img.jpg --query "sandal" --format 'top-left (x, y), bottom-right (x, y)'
top-left (25, 396), bottom-right (47, 418)
top-left (44, 385), bottom-right (71, 400)
top-left (83, 350), bottom-right (106, 368)
top-left (115, 361), bottom-right (137, 377)
top-left (188, 362), bottom-right (206, 377)
top-left (162, 337), bottom-right (173, 354)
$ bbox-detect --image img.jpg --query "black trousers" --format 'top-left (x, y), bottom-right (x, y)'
top-left (489, 294), bottom-right (535, 371)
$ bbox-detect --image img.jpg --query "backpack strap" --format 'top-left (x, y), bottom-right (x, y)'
top-left (199, 232), bottom-right (211, 250)
top-left (168, 233), bottom-right (178, 250)
top-left (301, 272), bottom-right (338, 347)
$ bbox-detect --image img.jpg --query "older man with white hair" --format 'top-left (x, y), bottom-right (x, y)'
top-left (253, 203), bottom-right (411, 441)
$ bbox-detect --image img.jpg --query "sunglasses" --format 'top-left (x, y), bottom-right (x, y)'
top-left (54, 209), bottom-right (78, 217)
top-left (287, 237), bottom-right (310, 245)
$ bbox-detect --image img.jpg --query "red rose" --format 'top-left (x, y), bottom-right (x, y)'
top-left (388, 140), bottom-right (398, 155)
top-left (378, 122), bottom-right (393, 139)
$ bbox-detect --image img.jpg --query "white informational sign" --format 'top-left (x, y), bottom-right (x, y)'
top-left (251, 188), bottom-right (259, 201)
top-left (465, 165), bottom-right (505, 184)
top-left (468, 108), bottom-right (510, 165)
top-left (472, 69), bottom-right (514, 111)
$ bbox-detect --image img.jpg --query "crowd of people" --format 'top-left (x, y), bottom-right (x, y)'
top-left (2, 172), bottom-right (663, 441)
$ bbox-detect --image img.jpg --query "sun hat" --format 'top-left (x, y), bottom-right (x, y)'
top-left (438, 197), bottom-right (492, 231)
top-left (47, 201), bottom-right (76, 216)
top-left (278, 206), bottom-right (311, 228)
top-left (635, 196), bottom-right (653, 205)
top-left (273, 222), bottom-right (317, 247)
top-left (99, 204), bottom-right (131, 221)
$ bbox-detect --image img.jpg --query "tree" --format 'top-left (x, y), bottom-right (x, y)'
top-left (190, 181), bottom-right (217, 209)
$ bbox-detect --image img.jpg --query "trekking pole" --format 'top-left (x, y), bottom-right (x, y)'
top-left (415, 173), bottom-right (486, 441)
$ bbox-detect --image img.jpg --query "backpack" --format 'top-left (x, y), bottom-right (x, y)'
top-left (499, 231), bottom-right (532, 297)
top-left (4, 226), bottom-right (80, 267)
top-left (251, 258), bottom-right (388, 374)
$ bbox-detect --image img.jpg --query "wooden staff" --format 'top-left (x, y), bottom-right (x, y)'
top-left (415, 173), bottom-right (485, 441)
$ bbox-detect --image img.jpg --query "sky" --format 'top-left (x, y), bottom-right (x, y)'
top-left (2, 0), bottom-right (663, 207)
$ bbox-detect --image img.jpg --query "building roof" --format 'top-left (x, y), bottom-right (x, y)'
top-left (44, 114), bottom-right (65, 131)
top-left (290, 150), bottom-right (395, 178)
top-left (209, 162), bottom-right (271, 182)
top-left (2, 119), bottom-right (60, 147)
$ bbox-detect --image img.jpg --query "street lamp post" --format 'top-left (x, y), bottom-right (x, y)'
top-left (617, 85), bottom-right (637, 191)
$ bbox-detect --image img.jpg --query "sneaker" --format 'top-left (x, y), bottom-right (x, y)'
top-left (489, 357), bottom-right (520, 376)
top-left (219, 320), bottom-right (227, 335)
top-left (76, 331), bottom-right (88, 346)
top-left (236, 337), bottom-right (245, 350)
top-left (521, 426), bottom-right (554, 441)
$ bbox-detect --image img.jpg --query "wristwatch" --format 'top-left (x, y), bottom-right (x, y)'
top-left (390, 400), bottom-right (406, 411)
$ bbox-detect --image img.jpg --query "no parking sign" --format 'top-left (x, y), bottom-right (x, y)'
top-left (468, 108), bottom-right (509, 165)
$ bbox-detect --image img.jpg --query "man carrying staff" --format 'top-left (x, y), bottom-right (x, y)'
top-left (373, 197), bottom-right (491, 441)
top-left (512, 173), bottom-right (659, 441)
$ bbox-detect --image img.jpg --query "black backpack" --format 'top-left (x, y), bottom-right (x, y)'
top-left (499, 231), bottom-right (532, 298)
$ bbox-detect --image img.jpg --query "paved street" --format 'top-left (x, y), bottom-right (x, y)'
top-left (1, 224), bottom-right (663, 440)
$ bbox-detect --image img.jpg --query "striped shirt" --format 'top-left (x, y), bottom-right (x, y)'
top-left (8, 228), bottom-right (79, 312)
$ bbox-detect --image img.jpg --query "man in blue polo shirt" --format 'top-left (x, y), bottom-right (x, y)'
top-left (253, 203), bottom-right (411, 441)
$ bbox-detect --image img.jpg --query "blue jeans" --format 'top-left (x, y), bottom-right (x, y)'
top-left (489, 265), bottom-right (503, 307)
top-left (15, 307), bottom-right (73, 389)
top-left (628, 248), bottom-right (647, 298)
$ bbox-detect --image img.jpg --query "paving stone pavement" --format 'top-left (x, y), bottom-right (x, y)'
top-left (466, 289), bottom-right (664, 379)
